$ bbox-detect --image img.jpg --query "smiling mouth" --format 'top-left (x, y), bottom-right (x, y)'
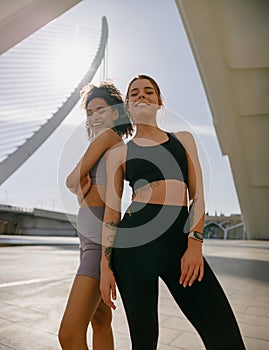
top-left (135, 102), bottom-right (150, 107)
top-left (91, 122), bottom-right (103, 127)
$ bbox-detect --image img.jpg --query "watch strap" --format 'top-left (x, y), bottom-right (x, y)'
top-left (188, 231), bottom-right (203, 242)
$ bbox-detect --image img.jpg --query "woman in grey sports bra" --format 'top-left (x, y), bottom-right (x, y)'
top-left (58, 82), bottom-right (133, 350)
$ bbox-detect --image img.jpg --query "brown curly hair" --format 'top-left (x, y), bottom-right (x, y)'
top-left (80, 81), bottom-right (134, 139)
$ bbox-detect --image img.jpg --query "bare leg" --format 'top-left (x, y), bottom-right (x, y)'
top-left (58, 275), bottom-right (101, 350)
top-left (91, 299), bottom-right (114, 350)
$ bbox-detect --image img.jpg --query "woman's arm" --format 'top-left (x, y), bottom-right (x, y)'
top-left (66, 129), bottom-right (121, 195)
top-left (175, 131), bottom-right (205, 287)
top-left (180, 131), bottom-right (205, 234)
top-left (76, 174), bottom-right (92, 205)
top-left (100, 144), bottom-right (125, 310)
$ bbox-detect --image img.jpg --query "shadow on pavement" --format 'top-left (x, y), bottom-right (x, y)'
top-left (206, 255), bottom-right (269, 284)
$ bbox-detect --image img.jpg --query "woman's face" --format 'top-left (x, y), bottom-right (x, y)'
top-left (127, 79), bottom-right (161, 123)
top-left (86, 97), bottom-right (118, 135)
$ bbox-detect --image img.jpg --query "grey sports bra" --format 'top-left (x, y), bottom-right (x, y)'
top-left (89, 156), bottom-right (106, 185)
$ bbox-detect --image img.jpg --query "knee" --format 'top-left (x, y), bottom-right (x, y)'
top-left (91, 305), bottom-right (112, 333)
top-left (58, 321), bottom-right (77, 348)
top-left (58, 322), bottom-right (67, 348)
top-left (58, 322), bottom-right (70, 348)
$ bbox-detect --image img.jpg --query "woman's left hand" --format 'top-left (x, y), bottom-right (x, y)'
top-left (179, 239), bottom-right (204, 287)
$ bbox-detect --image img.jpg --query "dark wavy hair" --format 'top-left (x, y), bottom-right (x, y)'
top-left (80, 81), bottom-right (134, 139)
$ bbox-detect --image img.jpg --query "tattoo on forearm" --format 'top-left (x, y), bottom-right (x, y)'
top-left (104, 246), bottom-right (112, 258)
top-left (104, 221), bottom-right (119, 271)
top-left (104, 246), bottom-right (113, 270)
top-left (105, 221), bottom-right (119, 231)
top-left (107, 234), bottom-right (115, 244)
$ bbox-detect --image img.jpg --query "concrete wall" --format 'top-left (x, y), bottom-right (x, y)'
top-left (175, 0), bottom-right (269, 239)
top-left (0, 206), bottom-right (77, 236)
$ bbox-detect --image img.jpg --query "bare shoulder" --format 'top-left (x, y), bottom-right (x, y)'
top-left (106, 140), bottom-right (127, 164)
top-left (174, 131), bottom-right (195, 148)
top-left (96, 128), bottom-right (122, 144)
top-left (88, 129), bottom-right (122, 155)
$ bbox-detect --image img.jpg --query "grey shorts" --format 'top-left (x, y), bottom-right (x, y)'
top-left (76, 206), bottom-right (105, 280)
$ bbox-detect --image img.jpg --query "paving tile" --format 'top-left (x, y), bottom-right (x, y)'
top-left (159, 327), bottom-right (183, 345)
top-left (159, 312), bottom-right (174, 324)
top-left (112, 314), bottom-right (129, 334)
top-left (159, 304), bottom-right (184, 318)
top-left (231, 303), bottom-right (249, 314)
top-left (161, 316), bottom-right (196, 333)
top-left (0, 323), bottom-right (59, 350)
top-left (170, 331), bottom-right (204, 349)
top-left (116, 342), bottom-right (131, 350)
top-left (113, 332), bottom-right (131, 349)
top-left (229, 294), bottom-right (269, 310)
top-left (244, 336), bottom-right (269, 350)
top-left (240, 323), bottom-right (269, 342)
top-left (158, 344), bottom-right (185, 350)
top-left (0, 304), bottom-right (40, 324)
top-left (245, 306), bottom-right (269, 317)
top-left (237, 313), bottom-right (269, 328)
top-left (0, 345), bottom-right (16, 349)
top-left (0, 318), bottom-right (15, 328)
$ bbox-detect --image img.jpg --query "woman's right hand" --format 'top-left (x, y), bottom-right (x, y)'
top-left (100, 263), bottom-right (117, 310)
top-left (180, 238), bottom-right (204, 287)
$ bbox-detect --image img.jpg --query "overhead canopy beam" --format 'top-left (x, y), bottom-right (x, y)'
top-left (0, 17), bottom-right (108, 185)
top-left (0, 0), bottom-right (82, 55)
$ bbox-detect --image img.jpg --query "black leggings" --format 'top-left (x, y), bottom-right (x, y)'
top-left (112, 202), bottom-right (245, 350)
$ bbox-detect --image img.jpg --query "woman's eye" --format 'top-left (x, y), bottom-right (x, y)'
top-left (130, 93), bottom-right (137, 97)
top-left (146, 92), bottom-right (153, 94)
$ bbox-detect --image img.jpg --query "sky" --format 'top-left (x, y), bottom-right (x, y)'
top-left (0, 0), bottom-right (241, 216)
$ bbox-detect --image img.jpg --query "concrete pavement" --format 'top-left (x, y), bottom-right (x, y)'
top-left (0, 236), bottom-right (268, 349)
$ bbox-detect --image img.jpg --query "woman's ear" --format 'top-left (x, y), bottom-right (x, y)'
top-left (112, 109), bottom-right (119, 122)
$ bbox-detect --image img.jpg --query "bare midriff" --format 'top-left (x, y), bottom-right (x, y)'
top-left (80, 184), bottom-right (106, 207)
top-left (132, 179), bottom-right (188, 206)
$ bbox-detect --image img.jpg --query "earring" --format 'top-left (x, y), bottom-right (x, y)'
top-left (157, 106), bottom-right (165, 126)
top-left (86, 121), bottom-right (94, 139)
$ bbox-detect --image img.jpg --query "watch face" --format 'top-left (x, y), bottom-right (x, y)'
top-left (194, 232), bottom-right (203, 240)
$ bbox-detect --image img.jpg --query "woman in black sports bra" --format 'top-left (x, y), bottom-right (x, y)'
top-left (100, 75), bottom-right (246, 349)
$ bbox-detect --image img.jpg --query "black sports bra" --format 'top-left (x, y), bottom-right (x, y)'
top-left (125, 133), bottom-right (188, 192)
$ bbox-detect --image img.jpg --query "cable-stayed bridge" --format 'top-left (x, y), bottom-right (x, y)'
top-left (0, 16), bottom-right (108, 185)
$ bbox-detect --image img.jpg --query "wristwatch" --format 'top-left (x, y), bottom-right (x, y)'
top-left (188, 231), bottom-right (204, 243)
